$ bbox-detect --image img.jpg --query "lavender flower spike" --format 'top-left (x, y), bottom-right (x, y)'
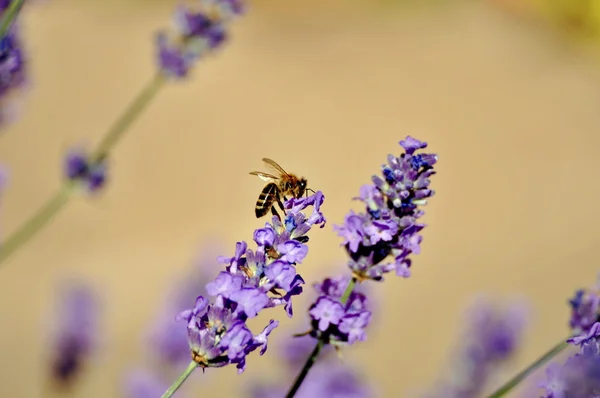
top-left (177, 191), bottom-right (326, 373)
top-left (422, 298), bottom-right (528, 398)
top-left (334, 136), bottom-right (438, 282)
top-left (156, 0), bottom-right (245, 78)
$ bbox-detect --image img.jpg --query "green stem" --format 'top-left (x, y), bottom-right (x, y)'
top-left (0, 75), bottom-right (165, 268)
top-left (0, 0), bottom-right (25, 40)
top-left (339, 277), bottom-right (356, 305)
top-left (161, 361), bottom-right (198, 398)
top-left (486, 339), bottom-right (570, 398)
top-left (285, 277), bottom-right (357, 398)
top-left (0, 184), bottom-right (72, 267)
top-left (91, 74), bottom-right (165, 161)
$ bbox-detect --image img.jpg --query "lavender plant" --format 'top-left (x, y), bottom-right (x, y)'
top-left (161, 192), bottom-right (326, 397)
top-left (281, 137), bottom-right (437, 397)
top-left (4, 1), bottom-right (599, 397)
top-left (0, 0), bottom-right (244, 266)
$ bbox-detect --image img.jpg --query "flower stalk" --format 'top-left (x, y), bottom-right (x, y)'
top-left (161, 360), bottom-right (198, 398)
top-left (0, 0), bottom-right (24, 40)
top-left (0, 75), bottom-right (165, 269)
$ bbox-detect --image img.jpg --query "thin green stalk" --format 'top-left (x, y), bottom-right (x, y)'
top-left (0, 74), bottom-right (165, 269)
top-left (91, 74), bottom-right (165, 161)
top-left (162, 360), bottom-right (198, 398)
top-left (486, 339), bottom-right (570, 398)
top-left (285, 277), bottom-right (358, 398)
top-left (0, 184), bottom-right (72, 266)
top-left (0, 0), bottom-right (25, 40)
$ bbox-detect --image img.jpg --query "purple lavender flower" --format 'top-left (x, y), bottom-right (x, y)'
top-left (156, 0), bottom-right (245, 78)
top-left (568, 277), bottom-right (600, 335)
top-left (0, 3), bottom-right (27, 130)
top-left (177, 192), bottom-right (326, 373)
top-left (306, 275), bottom-right (372, 347)
top-left (248, 361), bottom-right (374, 398)
top-left (421, 298), bottom-right (528, 398)
top-left (64, 147), bottom-right (107, 193)
top-left (49, 282), bottom-right (99, 387)
top-left (334, 136), bottom-right (437, 282)
top-left (124, 370), bottom-right (173, 398)
top-left (540, 322), bottom-right (600, 397)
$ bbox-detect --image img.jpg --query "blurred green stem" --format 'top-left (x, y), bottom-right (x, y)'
top-left (0, 0), bottom-right (25, 40)
top-left (485, 339), bottom-right (570, 398)
top-left (285, 277), bottom-right (357, 398)
top-left (162, 361), bottom-right (198, 398)
top-left (0, 74), bottom-right (165, 269)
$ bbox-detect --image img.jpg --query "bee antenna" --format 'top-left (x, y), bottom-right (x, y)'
top-left (306, 188), bottom-right (316, 194)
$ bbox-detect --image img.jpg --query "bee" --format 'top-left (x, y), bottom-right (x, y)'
top-left (249, 158), bottom-right (309, 219)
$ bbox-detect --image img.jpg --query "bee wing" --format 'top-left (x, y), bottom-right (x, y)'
top-left (249, 171), bottom-right (279, 182)
top-left (262, 158), bottom-right (290, 177)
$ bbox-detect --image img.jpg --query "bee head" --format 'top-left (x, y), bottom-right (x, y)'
top-left (297, 178), bottom-right (307, 198)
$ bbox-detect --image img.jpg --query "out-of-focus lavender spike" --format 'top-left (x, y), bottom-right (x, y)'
top-left (420, 297), bottom-right (529, 398)
top-left (124, 370), bottom-right (174, 398)
top-left (155, 0), bottom-right (246, 78)
top-left (147, 244), bottom-right (222, 367)
top-left (248, 361), bottom-right (374, 398)
top-left (48, 281), bottom-right (100, 388)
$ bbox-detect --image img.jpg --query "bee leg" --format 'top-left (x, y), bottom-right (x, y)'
top-left (276, 196), bottom-right (286, 215)
top-left (271, 205), bottom-right (282, 221)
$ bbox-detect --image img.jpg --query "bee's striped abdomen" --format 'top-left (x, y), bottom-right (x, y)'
top-left (255, 182), bottom-right (278, 218)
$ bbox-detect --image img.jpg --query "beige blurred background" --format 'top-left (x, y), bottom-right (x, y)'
top-left (1, 0), bottom-right (600, 396)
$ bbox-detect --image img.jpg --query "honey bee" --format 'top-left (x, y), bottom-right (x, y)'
top-left (249, 158), bottom-right (308, 218)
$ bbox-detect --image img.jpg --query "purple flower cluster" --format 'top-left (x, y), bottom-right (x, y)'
top-left (156, 0), bottom-right (245, 78)
top-left (308, 276), bottom-right (372, 346)
top-left (177, 192), bottom-right (326, 373)
top-left (49, 282), bottom-right (99, 387)
top-left (64, 147), bottom-right (107, 193)
top-left (568, 278), bottom-right (600, 336)
top-left (0, 1), bottom-right (27, 129)
top-left (334, 136), bottom-right (437, 282)
top-left (422, 299), bottom-right (527, 398)
top-left (540, 322), bottom-right (600, 397)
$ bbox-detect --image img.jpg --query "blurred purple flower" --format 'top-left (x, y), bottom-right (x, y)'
top-left (334, 136), bottom-right (437, 282)
top-left (124, 370), bottom-right (173, 398)
top-left (248, 361), bottom-right (374, 398)
top-left (421, 298), bottom-right (528, 398)
top-left (0, 2), bottom-right (27, 130)
top-left (156, 0), bottom-right (245, 78)
top-left (64, 147), bottom-right (107, 193)
top-left (177, 191), bottom-right (326, 373)
top-left (49, 282), bottom-right (99, 387)
top-left (147, 247), bottom-right (220, 367)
